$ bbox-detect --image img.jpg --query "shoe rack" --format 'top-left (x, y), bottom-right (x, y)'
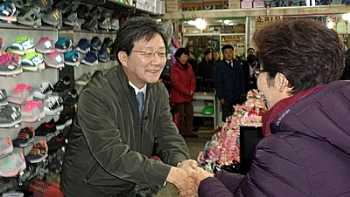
top-left (0, 21), bottom-right (118, 155)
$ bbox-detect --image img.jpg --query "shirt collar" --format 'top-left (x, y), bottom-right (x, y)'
top-left (129, 81), bottom-right (147, 95)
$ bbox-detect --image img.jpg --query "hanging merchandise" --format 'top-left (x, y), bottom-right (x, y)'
top-left (197, 89), bottom-right (267, 172)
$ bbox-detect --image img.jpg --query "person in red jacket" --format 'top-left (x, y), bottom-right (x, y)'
top-left (170, 48), bottom-right (197, 138)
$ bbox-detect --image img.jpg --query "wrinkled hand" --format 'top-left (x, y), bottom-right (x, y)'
top-left (178, 168), bottom-right (213, 197)
top-left (177, 159), bottom-right (198, 169)
top-left (166, 167), bottom-right (195, 190)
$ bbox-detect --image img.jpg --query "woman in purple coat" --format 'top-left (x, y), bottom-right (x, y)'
top-left (180, 19), bottom-right (350, 197)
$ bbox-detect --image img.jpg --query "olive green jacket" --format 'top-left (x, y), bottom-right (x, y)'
top-left (61, 66), bottom-right (189, 197)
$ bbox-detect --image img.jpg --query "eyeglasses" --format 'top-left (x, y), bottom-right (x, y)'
top-left (132, 50), bottom-right (167, 58)
top-left (254, 70), bottom-right (268, 78)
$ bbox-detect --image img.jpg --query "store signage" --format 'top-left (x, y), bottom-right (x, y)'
top-left (182, 2), bottom-right (229, 11)
top-left (255, 16), bottom-right (283, 23)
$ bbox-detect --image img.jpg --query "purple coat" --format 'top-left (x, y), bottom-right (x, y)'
top-left (199, 81), bottom-right (350, 197)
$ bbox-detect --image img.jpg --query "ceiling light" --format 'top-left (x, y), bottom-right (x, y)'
top-left (195, 18), bottom-right (207, 30)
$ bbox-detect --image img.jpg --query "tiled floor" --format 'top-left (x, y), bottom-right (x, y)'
top-left (156, 128), bottom-right (213, 197)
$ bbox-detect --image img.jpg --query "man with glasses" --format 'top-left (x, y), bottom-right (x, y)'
top-left (61, 17), bottom-right (196, 197)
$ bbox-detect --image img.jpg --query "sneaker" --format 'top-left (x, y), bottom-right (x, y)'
top-left (0, 137), bottom-right (13, 157)
top-left (8, 84), bottom-right (33, 104)
top-left (12, 127), bottom-right (35, 148)
top-left (101, 37), bottom-right (113, 49)
top-left (32, 0), bottom-right (52, 11)
top-left (26, 141), bottom-right (48, 163)
top-left (43, 95), bottom-right (63, 115)
top-left (0, 53), bottom-right (23, 76)
top-left (75, 73), bottom-right (91, 86)
top-left (76, 4), bottom-right (90, 19)
top-left (98, 48), bottom-right (110, 62)
top-left (0, 177), bottom-right (17, 194)
top-left (44, 51), bottom-right (64, 69)
top-left (47, 133), bottom-right (65, 151)
top-left (98, 9), bottom-right (112, 30)
top-left (63, 11), bottom-right (78, 27)
top-left (42, 8), bottom-right (62, 27)
top-left (110, 11), bottom-right (120, 31)
top-left (0, 1), bottom-right (17, 22)
top-left (33, 82), bottom-right (54, 99)
top-left (16, 5), bottom-right (42, 27)
top-left (11, 0), bottom-right (28, 9)
top-left (9, 36), bottom-right (35, 55)
top-left (53, 76), bottom-right (70, 92)
top-left (0, 89), bottom-right (8, 106)
top-left (55, 37), bottom-right (72, 52)
top-left (63, 50), bottom-right (80, 67)
top-left (62, 89), bottom-right (78, 106)
top-left (21, 51), bottom-right (44, 72)
top-left (55, 112), bottom-right (73, 131)
top-left (0, 152), bottom-right (26, 177)
top-left (81, 51), bottom-right (98, 66)
top-left (35, 118), bottom-right (56, 136)
top-left (21, 100), bottom-right (45, 122)
top-left (35, 37), bottom-right (55, 54)
top-left (0, 105), bottom-right (21, 128)
top-left (90, 36), bottom-right (101, 51)
top-left (82, 15), bottom-right (98, 31)
top-left (75, 38), bottom-right (90, 54)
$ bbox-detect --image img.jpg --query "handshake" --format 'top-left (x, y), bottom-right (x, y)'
top-left (166, 159), bottom-right (214, 197)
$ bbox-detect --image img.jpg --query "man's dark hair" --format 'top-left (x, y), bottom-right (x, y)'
top-left (247, 47), bottom-right (255, 52)
top-left (221, 45), bottom-right (234, 53)
top-left (246, 54), bottom-right (256, 64)
top-left (252, 19), bottom-right (345, 94)
top-left (115, 17), bottom-right (168, 65)
top-left (204, 49), bottom-right (212, 56)
top-left (175, 47), bottom-right (190, 59)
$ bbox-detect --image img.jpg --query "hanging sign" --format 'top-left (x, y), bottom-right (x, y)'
top-left (255, 16), bottom-right (283, 30)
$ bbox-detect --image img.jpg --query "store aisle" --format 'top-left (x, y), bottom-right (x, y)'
top-left (156, 128), bottom-right (213, 197)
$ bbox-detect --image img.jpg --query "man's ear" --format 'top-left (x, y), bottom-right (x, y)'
top-left (118, 51), bottom-right (128, 67)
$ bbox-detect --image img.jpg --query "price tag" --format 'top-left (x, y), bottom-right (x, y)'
top-left (55, 55), bottom-right (62, 63)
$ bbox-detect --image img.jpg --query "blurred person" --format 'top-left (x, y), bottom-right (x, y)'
top-left (180, 19), bottom-right (350, 197)
top-left (242, 54), bottom-right (258, 93)
top-left (340, 49), bottom-right (350, 80)
top-left (61, 17), bottom-right (197, 197)
top-left (170, 48), bottom-right (197, 138)
top-left (188, 50), bottom-right (198, 76)
top-left (214, 44), bottom-right (246, 122)
top-left (197, 49), bottom-right (216, 92)
top-left (247, 47), bottom-right (255, 56)
top-left (213, 51), bottom-right (220, 63)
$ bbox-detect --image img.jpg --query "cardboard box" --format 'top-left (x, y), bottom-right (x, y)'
top-left (166, 4), bottom-right (179, 12)
top-left (253, 1), bottom-right (265, 8)
top-left (241, 1), bottom-right (252, 8)
top-left (229, 0), bottom-right (241, 9)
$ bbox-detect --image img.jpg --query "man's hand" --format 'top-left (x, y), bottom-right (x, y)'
top-left (178, 168), bottom-right (214, 197)
top-left (177, 159), bottom-right (198, 169)
top-left (166, 167), bottom-right (195, 189)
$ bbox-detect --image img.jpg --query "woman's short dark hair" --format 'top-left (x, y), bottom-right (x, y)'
top-left (175, 47), bottom-right (190, 59)
top-left (252, 19), bottom-right (345, 94)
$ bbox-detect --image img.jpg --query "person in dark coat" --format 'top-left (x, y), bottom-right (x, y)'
top-left (179, 19), bottom-right (350, 197)
top-left (197, 49), bottom-right (216, 92)
top-left (340, 49), bottom-right (350, 80)
top-left (241, 54), bottom-right (258, 93)
top-left (214, 45), bottom-right (246, 122)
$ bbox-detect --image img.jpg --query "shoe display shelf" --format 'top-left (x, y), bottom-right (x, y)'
top-left (0, 24), bottom-right (61, 166)
top-left (57, 29), bottom-right (118, 94)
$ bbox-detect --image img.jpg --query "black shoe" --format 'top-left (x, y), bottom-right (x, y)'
top-left (35, 119), bottom-right (57, 136)
top-left (55, 111), bottom-right (73, 130)
top-left (62, 89), bottom-right (78, 106)
top-left (47, 133), bottom-right (65, 152)
top-left (53, 76), bottom-right (71, 92)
